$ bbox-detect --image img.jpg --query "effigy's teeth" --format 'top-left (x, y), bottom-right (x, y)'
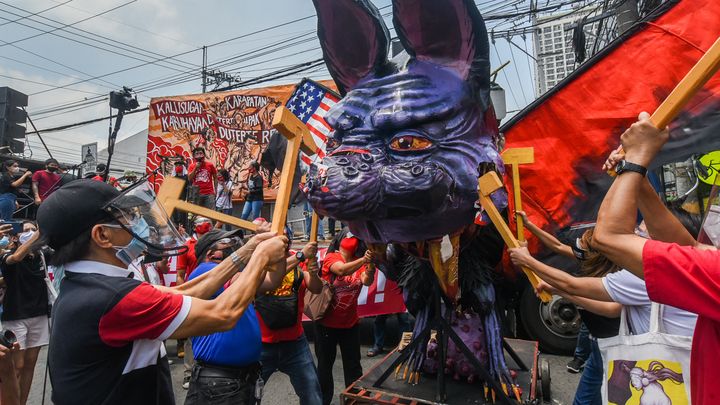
top-left (428, 235), bottom-right (461, 301)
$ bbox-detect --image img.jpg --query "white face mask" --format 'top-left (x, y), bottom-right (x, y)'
top-left (18, 231), bottom-right (34, 245)
top-left (702, 204), bottom-right (720, 247)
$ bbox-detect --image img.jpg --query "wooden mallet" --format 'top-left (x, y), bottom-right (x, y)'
top-left (609, 35), bottom-right (720, 175)
top-left (157, 176), bottom-right (258, 232)
top-left (478, 171), bottom-right (552, 303)
top-left (271, 106), bottom-right (319, 235)
top-left (501, 147), bottom-right (534, 242)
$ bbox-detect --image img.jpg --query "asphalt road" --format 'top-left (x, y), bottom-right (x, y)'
top-left (27, 326), bottom-right (582, 404)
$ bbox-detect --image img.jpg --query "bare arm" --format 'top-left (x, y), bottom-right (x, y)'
top-left (31, 181), bottom-right (40, 199)
top-left (329, 257), bottom-right (365, 277)
top-left (637, 179), bottom-right (697, 246)
top-left (517, 211), bottom-right (574, 258)
top-left (560, 292), bottom-right (622, 318)
top-left (188, 162), bottom-right (201, 182)
top-left (158, 232), bottom-right (276, 298)
top-left (304, 256), bottom-right (323, 294)
top-left (170, 239), bottom-right (284, 338)
top-left (593, 113), bottom-right (666, 279)
top-left (257, 259), bottom-right (289, 294)
top-left (360, 263), bottom-right (376, 286)
top-left (509, 247), bottom-right (613, 302)
top-left (5, 231), bottom-right (41, 265)
top-left (11, 172), bottom-right (31, 188)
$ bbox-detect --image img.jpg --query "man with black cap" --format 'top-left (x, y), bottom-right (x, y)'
top-left (31, 158), bottom-right (61, 205)
top-left (184, 227), bottom-right (287, 404)
top-left (37, 179), bottom-right (288, 405)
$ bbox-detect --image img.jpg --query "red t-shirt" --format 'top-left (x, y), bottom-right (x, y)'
top-left (257, 268), bottom-right (307, 343)
top-left (188, 161), bottom-right (217, 195)
top-left (643, 240), bottom-right (720, 405)
top-left (32, 170), bottom-right (61, 200)
top-left (177, 238), bottom-right (198, 279)
top-left (320, 252), bottom-right (364, 329)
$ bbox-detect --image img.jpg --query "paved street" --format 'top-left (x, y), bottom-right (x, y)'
top-left (27, 319), bottom-right (582, 404)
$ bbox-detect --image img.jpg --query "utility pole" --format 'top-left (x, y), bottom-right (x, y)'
top-left (200, 45), bottom-right (241, 93)
top-left (202, 46), bottom-right (208, 93)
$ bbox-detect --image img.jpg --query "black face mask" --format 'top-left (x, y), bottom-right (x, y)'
top-left (47, 167), bottom-right (59, 173)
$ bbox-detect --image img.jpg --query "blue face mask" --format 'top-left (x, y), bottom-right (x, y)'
top-left (107, 218), bottom-right (151, 266)
top-left (0, 236), bottom-right (9, 249)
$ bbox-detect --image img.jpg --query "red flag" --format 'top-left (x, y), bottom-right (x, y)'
top-left (501, 0), bottom-right (720, 237)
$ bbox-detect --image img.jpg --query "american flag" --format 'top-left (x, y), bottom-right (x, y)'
top-left (285, 79), bottom-right (340, 168)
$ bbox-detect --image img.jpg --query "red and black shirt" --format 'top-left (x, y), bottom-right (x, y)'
top-left (49, 260), bottom-right (191, 405)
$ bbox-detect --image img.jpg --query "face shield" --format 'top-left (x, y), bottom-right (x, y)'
top-left (102, 179), bottom-right (187, 257)
top-left (699, 185), bottom-right (720, 248)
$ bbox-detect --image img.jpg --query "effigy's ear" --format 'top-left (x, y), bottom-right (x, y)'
top-left (312, 0), bottom-right (390, 96)
top-left (392, 0), bottom-right (490, 107)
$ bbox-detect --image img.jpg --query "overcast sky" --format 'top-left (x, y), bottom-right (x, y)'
top-left (0, 0), bottom-right (538, 165)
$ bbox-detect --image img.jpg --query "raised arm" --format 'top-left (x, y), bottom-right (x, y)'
top-left (593, 112), bottom-right (668, 278)
top-left (170, 235), bottom-right (288, 338)
top-left (517, 211), bottom-right (574, 258)
top-left (509, 246), bottom-right (612, 302)
top-left (4, 230), bottom-right (41, 265)
top-left (162, 232), bottom-right (276, 298)
top-left (329, 256), bottom-right (366, 277)
top-left (11, 171), bottom-right (32, 188)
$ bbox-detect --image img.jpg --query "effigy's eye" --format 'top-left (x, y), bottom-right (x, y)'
top-left (389, 135), bottom-right (433, 151)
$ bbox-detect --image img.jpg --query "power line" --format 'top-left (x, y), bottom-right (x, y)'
top-left (0, 4), bottom-right (198, 74)
top-left (0, 0), bottom-right (71, 27)
top-left (0, 1), bottom-right (199, 71)
top-left (0, 72), bottom-right (106, 96)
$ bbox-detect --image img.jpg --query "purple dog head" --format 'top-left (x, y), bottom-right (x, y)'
top-left (306, 0), bottom-right (505, 244)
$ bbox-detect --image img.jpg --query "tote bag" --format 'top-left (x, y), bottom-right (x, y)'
top-left (598, 303), bottom-right (692, 405)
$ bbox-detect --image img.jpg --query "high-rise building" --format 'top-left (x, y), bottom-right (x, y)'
top-left (534, 8), bottom-right (611, 95)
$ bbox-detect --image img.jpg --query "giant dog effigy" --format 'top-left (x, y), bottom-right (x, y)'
top-left (305, 0), bottom-right (519, 398)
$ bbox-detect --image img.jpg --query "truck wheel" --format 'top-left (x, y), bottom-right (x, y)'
top-left (519, 285), bottom-right (579, 355)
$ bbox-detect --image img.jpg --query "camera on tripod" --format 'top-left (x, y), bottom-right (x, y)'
top-left (109, 87), bottom-right (139, 111)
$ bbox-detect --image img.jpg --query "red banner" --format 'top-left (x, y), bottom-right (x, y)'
top-left (501, 0), bottom-right (720, 240)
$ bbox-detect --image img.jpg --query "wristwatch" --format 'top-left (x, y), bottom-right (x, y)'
top-left (295, 251), bottom-right (307, 263)
top-left (615, 160), bottom-right (647, 177)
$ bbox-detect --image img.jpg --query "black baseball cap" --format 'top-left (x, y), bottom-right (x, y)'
top-left (37, 180), bottom-right (120, 249)
top-left (195, 229), bottom-right (244, 260)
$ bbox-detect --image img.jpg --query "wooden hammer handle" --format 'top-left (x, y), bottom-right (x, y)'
top-left (608, 36), bottom-right (720, 175)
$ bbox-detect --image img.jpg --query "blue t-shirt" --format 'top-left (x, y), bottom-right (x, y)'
top-left (188, 262), bottom-right (261, 367)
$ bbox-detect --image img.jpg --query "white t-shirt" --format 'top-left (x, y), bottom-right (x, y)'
top-left (602, 270), bottom-right (697, 336)
top-left (215, 180), bottom-right (233, 210)
top-left (129, 257), bottom-right (163, 286)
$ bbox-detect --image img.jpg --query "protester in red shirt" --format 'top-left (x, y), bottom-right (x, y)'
top-left (188, 147), bottom-right (217, 209)
top-left (315, 234), bottom-right (375, 405)
top-left (255, 242), bottom-right (323, 405)
top-left (31, 159), bottom-right (61, 205)
top-left (593, 112), bottom-right (719, 405)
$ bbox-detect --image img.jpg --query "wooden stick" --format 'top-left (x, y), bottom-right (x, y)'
top-left (157, 177), bottom-right (258, 232)
top-left (309, 212), bottom-right (319, 243)
top-left (270, 106), bottom-right (319, 234)
top-left (609, 36), bottom-right (720, 175)
top-left (478, 172), bottom-right (552, 303)
top-left (501, 147), bottom-right (534, 242)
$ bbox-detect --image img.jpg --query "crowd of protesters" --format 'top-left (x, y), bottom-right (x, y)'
top-left (0, 113), bottom-right (715, 405)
